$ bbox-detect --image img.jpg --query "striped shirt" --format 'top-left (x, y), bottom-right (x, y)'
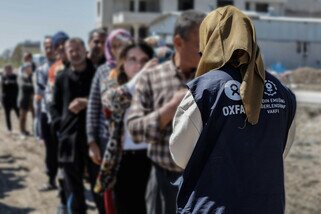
top-left (127, 60), bottom-right (192, 172)
top-left (86, 63), bottom-right (110, 146)
top-left (35, 60), bottom-right (53, 113)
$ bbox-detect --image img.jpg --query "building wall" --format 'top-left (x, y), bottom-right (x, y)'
top-left (149, 12), bottom-right (321, 69)
top-left (96, 0), bottom-right (113, 31)
top-left (114, 0), bottom-right (130, 12)
top-left (244, 0), bottom-right (286, 3)
top-left (149, 14), bottom-right (179, 43)
top-left (161, 0), bottom-right (177, 12)
top-left (285, 0), bottom-right (321, 13)
top-left (194, 0), bottom-right (215, 12)
top-left (259, 41), bottom-right (321, 69)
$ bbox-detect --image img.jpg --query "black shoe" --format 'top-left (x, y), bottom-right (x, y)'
top-left (23, 131), bottom-right (31, 136)
top-left (38, 182), bottom-right (57, 192)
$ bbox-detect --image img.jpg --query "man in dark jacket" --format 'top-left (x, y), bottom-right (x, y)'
top-left (50, 38), bottom-right (95, 213)
top-left (1, 64), bottom-right (19, 133)
top-left (87, 28), bottom-right (106, 68)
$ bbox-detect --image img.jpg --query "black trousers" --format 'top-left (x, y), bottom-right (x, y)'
top-left (87, 159), bottom-right (106, 214)
top-left (63, 145), bottom-right (105, 214)
top-left (63, 152), bottom-right (87, 214)
top-left (3, 103), bottom-right (19, 131)
top-left (145, 163), bottom-right (181, 214)
top-left (41, 113), bottom-right (58, 182)
top-left (114, 149), bottom-right (151, 214)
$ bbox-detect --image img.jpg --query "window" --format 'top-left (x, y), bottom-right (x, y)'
top-left (130, 1), bottom-right (134, 12)
top-left (139, 26), bottom-right (148, 39)
top-left (139, 1), bottom-right (147, 12)
top-left (178, 0), bottom-right (194, 11)
top-left (256, 3), bottom-right (269, 12)
top-left (217, 0), bottom-right (234, 8)
top-left (245, 2), bottom-right (250, 10)
top-left (130, 27), bottom-right (135, 37)
top-left (97, 1), bottom-right (101, 17)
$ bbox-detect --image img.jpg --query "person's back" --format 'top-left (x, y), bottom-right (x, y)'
top-left (169, 6), bottom-right (296, 214)
top-left (175, 67), bottom-right (295, 213)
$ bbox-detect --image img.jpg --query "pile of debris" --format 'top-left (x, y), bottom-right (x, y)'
top-left (278, 67), bottom-right (321, 91)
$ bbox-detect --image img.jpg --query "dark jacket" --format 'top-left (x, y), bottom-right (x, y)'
top-left (17, 73), bottom-right (34, 109)
top-left (1, 73), bottom-right (18, 106)
top-left (177, 67), bottom-right (296, 214)
top-left (49, 59), bottom-right (95, 162)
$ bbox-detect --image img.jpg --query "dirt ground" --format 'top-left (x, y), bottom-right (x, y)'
top-left (0, 112), bottom-right (97, 214)
top-left (285, 104), bottom-right (321, 214)
top-left (0, 73), bottom-right (321, 213)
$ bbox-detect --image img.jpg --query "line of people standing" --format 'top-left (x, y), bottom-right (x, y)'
top-left (0, 9), bottom-right (206, 214)
top-left (1, 55), bottom-right (35, 139)
top-left (2, 6), bottom-right (295, 214)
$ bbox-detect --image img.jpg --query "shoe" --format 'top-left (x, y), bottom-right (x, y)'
top-left (57, 204), bottom-right (68, 214)
top-left (38, 182), bottom-right (57, 192)
top-left (20, 134), bottom-right (27, 140)
top-left (23, 131), bottom-right (31, 136)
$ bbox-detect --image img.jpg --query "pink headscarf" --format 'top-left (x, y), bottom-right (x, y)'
top-left (105, 29), bottom-right (132, 68)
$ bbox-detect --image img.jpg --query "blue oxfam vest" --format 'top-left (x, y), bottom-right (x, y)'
top-left (176, 67), bottom-right (296, 214)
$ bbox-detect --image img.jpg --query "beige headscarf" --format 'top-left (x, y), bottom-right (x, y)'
top-left (196, 6), bottom-right (265, 125)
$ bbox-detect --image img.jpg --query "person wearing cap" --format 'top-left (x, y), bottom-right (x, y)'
top-left (46, 31), bottom-right (69, 214)
top-left (47, 31), bottom-right (70, 93)
top-left (169, 6), bottom-right (296, 213)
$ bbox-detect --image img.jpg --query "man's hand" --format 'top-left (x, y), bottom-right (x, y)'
top-left (159, 88), bottom-right (188, 129)
top-left (88, 141), bottom-right (102, 165)
top-left (68, 98), bottom-right (88, 114)
top-left (169, 89), bottom-right (188, 107)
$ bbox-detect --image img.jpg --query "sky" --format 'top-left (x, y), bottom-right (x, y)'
top-left (0, 0), bottom-right (95, 54)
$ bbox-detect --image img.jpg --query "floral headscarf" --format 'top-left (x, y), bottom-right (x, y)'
top-left (105, 29), bottom-right (132, 68)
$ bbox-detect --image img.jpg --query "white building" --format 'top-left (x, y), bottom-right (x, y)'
top-left (150, 11), bottom-right (321, 69)
top-left (96, 0), bottom-right (214, 39)
top-left (285, 0), bottom-right (321, 17)
top-left (96, 0), bottom-right (291, 40)
top-left (96, 0), bottom-right (321, 69)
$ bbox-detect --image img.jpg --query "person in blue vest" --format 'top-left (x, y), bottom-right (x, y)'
top-left (169, 6), bottom-right (296, 214)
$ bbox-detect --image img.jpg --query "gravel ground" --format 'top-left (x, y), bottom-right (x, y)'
top-left (285, 104), bottom-right (321, 214)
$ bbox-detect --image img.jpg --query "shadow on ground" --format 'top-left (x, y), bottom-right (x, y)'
top-left (0, 202), bottom-right (34, 214)
top-left (0, 155), bottom-right (28, 199)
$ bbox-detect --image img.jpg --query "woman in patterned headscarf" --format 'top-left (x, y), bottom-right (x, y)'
top-left (86, 28), bottom-right (133, 214)
top-left (104, 29), bottom-right (133, 68)
top-left (95, 41), bottom-right (157, 214)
